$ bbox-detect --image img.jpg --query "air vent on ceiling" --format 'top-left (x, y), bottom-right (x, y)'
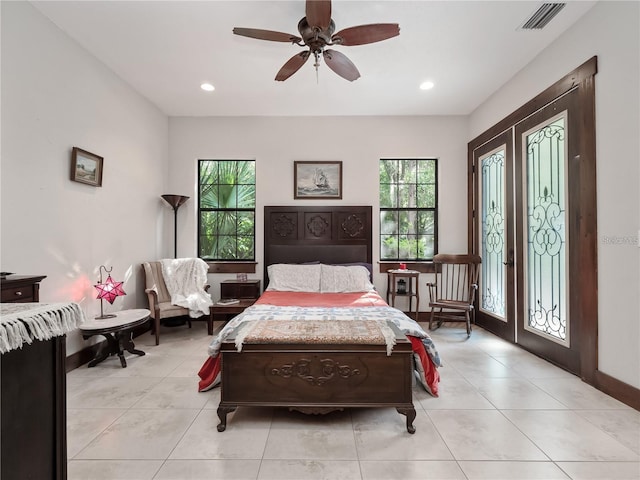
top-left (521, 3), bottom-right (566, 30)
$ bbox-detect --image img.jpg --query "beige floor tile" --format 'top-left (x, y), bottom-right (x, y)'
top-left (131, 377), bottom-right (209, 409)
top-left (67, 376), bottom-right (162, 409)
top-left (418, 376), bottom-right (496, 410)
top-left (360, 460), bottom-right (465, 479)
top-left (458, 460), bottom-right (570, 479)
top-left (530, 377), bottom-right (632, 410)
top-left (576, 409), bottom-right (640, 455)
top-left (556, 461), bottom-right (640, 479)
top-left (64, 323), bottom-right (636, 479)
top-left (264, 427), bottom-right (358, 460)
top-left (67, 408), bottom-right (126, 458)
top-left (258, 459), bottom-right (361, 480)
top-left (108, 352), bottom-right (190, 378)
top-left (445, 353), bottom-right (520, 381)
top-left (166, 355), bottom-right (210, 378)
top-left (75, 409), bottom-right (199, 460)
top-left (353, 409), bottom-right (453, 460)
top-left (170, 407), bottom-right (272, 459)
top-left (202, 387), bottom-right (222, 409)
top-left (67, 460), bottom-right (162, 480)
top-left (155, 459), bottom-right (261, 479)
top-left (470, 377), bottom-right (568, 410)
top-left (490, 352), bottom-right (576, 379)
top-left (503, 410), bottom-right (639, 461)
top-left (427, 409), bottom-right (547, 461)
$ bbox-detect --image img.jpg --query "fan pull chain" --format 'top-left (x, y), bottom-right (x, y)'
top-left (313, 50), bottom-right (321, 83)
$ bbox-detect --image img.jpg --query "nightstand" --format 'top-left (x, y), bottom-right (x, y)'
top-left (208, 279), bottom-right (261, 335)
top-left (220, 279), bottom-right (261, 300)
top-left (386, 269), bottom-right (420, 321)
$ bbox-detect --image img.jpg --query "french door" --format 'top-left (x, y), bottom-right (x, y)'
top-left (473, 87), bottom-right (583, 374)
top-left (514, 90), bottom-right (580, 372)
top-left (473, 131), bottom-right (515, 342)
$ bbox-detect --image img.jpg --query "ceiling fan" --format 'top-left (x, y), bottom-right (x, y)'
top-left (232, 0), bottom-right (400, 82)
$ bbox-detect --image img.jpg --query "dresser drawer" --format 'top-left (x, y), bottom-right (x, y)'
top-left (1, 285), bottom-right (34, 303)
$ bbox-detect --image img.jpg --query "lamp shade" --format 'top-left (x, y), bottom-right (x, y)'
top-left (161, 194), bottom-right (189, 210)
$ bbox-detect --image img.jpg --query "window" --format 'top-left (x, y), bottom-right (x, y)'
top-left (198, 160), bottom-right (255, 261)
top-left (379, 158), bottom-right (437, 261)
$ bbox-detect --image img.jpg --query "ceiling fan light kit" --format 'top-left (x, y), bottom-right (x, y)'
top-left (233, 0), bottom-right (399, 82)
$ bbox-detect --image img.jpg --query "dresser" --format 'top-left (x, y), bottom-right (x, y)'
top-left (0, 274), bottom-right (45, 303)
top-left (0, 274), bottom-right (70, 480)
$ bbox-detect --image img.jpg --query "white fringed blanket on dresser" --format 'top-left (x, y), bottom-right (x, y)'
top-left (0, 302), bottom-right (85, 353)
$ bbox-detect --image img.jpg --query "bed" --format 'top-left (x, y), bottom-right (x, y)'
top-left (198, 206), bottom-right (441, 434)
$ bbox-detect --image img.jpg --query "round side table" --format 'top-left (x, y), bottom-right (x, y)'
top-left (79, 308), bottom-right (150, 368)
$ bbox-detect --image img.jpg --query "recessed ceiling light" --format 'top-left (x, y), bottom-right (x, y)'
top-left (200, 83), bottom-right (215, 92)
top-left (420, 81), bottom-right (435, 90)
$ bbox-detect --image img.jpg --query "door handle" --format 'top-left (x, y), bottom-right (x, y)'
top-left (502, 249), bottom-right (514, 267)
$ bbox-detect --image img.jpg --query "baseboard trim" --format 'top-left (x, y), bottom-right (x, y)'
top-left (65, 341), bottom-right (103, 372)
top-left (594, 370), bottom-right (640, 411)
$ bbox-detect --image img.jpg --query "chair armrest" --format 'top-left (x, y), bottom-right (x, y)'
top-left (144, 287), bottom-right (158, 299)
top-left (426, 282), bottom-right (437, 303)
top-left (144, 288), bottom-right (161, 319)
top-left (469, 283), bottom-right (479, 305)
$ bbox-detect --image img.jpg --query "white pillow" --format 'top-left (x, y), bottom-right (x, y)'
top-left (266, 264), bottom-right (322, 292)
top-left (320, 264), bottom-right (375, 293)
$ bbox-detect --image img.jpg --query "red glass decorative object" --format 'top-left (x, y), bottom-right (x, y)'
top-left (94, 265), bottom-right (126, 319)
top-left (94, 274), bottom-right (126, 304)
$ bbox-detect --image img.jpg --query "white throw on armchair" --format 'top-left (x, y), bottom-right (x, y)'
top-left (142, 259), bottom-right (212, 345)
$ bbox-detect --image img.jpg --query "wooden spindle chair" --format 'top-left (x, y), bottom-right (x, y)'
top-left (426, 254), bottom-right (482, 336)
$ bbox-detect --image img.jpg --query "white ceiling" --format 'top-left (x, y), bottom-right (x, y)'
top-left (31, 0), bottom-right (597, 117)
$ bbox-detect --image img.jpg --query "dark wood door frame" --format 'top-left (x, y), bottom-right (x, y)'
top-left (467, 57), bottom-right (637, 410)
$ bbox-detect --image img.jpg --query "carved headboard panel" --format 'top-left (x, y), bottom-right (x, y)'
top-left (264, 206), bottom-right (372, 286)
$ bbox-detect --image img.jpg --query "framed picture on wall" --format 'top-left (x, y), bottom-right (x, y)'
top-left (70, 147), bottom-right (104, 187)
top-left (294, 161), bottom-right (342, 199)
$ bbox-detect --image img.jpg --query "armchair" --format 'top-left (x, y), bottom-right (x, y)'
top-left (142, 261), bottom-right (210, 345)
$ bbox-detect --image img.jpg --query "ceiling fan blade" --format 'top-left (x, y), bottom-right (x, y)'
top-left (233, 27), bottom-right (301, 43)
top-left (275, 51), bottom-right (311, 81)
top-left (323, 49), bottom-right (360, 82)
top-left (332, 24), bottom-right (400, 46)
top-left (306, 0), bottom-right (332, 30)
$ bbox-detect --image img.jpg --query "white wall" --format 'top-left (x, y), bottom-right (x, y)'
top-left (168, 115), bottom-right (469, 301)
top-left (469, 1), bottom-right (640, 388)
top-left (1, 2), bottom-right (170, 355)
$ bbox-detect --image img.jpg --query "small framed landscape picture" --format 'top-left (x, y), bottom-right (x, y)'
top-left (71, 147), bottom-right (104, 187)
top-left (294, 161), bottom-right (342, 199)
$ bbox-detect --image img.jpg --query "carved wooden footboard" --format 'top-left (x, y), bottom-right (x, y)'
top-left (216, 323), bottom-right (417, 433)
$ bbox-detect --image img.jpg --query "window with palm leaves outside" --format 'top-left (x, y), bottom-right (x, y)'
top-left (380, 158), bottom-right (437, 261)
top-left (198, 160), bottom-right (256, 261)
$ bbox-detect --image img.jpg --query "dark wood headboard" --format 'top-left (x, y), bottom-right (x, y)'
top-left (264, 206), bottom-right (372, 286)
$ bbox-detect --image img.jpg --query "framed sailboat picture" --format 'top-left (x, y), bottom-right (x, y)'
top-left (294, 161), bottom-right (342, 199)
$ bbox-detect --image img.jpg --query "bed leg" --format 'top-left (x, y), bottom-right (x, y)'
top-left (216, 406), bottom-right (236, 432)
top-left (396, 407), bottom-right (416, 434)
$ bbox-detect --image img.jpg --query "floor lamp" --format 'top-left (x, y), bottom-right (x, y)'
top-left (161, 194), bottom-right (189, 258)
